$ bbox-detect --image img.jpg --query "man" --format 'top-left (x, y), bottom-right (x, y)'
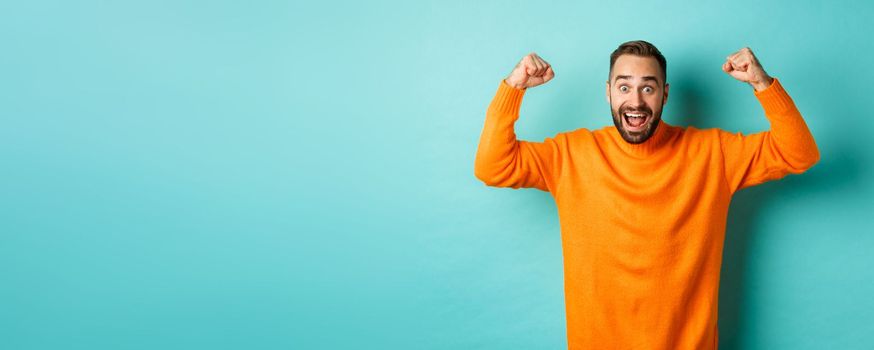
top-left (473, 40), bottom-right (820, 349)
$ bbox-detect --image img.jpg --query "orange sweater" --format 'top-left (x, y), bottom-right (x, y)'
top-left (474, 78), bottom-right (819, 349)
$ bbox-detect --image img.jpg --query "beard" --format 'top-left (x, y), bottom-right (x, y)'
top-left (609, 95), bottom-right (664, 144)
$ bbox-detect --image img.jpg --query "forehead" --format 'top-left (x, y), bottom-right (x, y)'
top-left (610, 54), bottom-right (663, 84)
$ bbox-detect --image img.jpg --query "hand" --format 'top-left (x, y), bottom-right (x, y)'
top-left (505, 52), bottom-right (555, 90)
top-left (722, 47), bottom-right (773, 91)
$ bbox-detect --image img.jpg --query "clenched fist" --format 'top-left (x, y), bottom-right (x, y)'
top-left (504, 52), bottom-right (555, 90)
top-left (722, 47), bottom-right (774, 91)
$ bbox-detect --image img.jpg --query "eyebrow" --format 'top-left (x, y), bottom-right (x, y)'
top-left (614, 75), bottom-right (660, 84)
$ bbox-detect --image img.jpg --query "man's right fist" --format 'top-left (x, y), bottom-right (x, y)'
top-left (504, 52), bottom-right (555, 90)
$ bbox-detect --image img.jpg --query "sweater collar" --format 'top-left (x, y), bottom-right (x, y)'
top-left (610, 119), bottom-right (674, 157)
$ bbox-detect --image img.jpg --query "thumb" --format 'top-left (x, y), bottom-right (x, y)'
top-left (729, 70), bottom-right (747, 81)
top-left (526, 64), bottom-right (537, 76)
top-left (730, 60), bottom-right (748, 72)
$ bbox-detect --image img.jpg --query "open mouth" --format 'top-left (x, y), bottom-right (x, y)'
top-left (622, 111), bottom-right (649, 132)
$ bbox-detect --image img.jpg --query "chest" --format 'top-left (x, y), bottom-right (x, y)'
top-left (553, 147), bottom-right (732, 238)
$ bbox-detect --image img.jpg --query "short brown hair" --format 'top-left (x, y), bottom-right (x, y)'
top-left (609, 40), bottom-right (667, 85)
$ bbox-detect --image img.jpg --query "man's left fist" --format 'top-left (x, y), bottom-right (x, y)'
top-left (722, 47), bottom-right (773, 91)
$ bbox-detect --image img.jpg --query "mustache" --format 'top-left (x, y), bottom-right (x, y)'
top-left (620, 106), bottom-right (653, 115)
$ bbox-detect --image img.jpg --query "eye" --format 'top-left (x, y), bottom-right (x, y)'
top-left (643, 86), bottom-right (654, 93)
top-left (619, 86), bottom-right (629, 92)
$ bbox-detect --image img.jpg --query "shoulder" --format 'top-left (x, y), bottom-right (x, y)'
top-left (682, 126), bottom-right (749, 154)
top-left (589, 125), bottom-right (615, 143)
top-left (558, 126), bottom-right (596, 143)
top-left (692, 126), bottom-right (750, 144)
top-left (663, 123), bottom-right (729, 154)
top-left (681, 124), bottom-right (732, 140)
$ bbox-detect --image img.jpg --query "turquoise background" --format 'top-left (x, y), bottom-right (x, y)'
top-left (2, 1), bottom-right (872, 349)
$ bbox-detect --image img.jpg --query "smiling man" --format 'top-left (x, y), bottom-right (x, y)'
top-left (609, 53), bottom-right (667, 144)
top-left (474, 40), bottom-right (820, 349)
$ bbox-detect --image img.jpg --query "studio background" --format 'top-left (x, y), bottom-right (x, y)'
top-left (2, 1), bottom-right (872, 349)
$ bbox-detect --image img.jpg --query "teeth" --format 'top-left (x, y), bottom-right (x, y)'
top-left (625, 113), bottom-right (645, 118)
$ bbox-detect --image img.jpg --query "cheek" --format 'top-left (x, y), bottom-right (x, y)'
top-left (611, 103), bottom-right (623, 113)
top-left (611, 97), bottom-right (626, 109)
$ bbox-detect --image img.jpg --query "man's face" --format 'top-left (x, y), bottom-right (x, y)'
top-left (606, 54), bottom-right (669, 144)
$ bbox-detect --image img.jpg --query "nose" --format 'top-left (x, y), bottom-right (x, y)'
top-left (629, 90), bottom-right (646, 109)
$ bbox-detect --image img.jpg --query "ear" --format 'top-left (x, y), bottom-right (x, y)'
top-left (605, 81), bottom-right (610, 104)
top-left (662, 83), bottom-right (669, 106)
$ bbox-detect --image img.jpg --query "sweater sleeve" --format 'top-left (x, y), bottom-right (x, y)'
top-left (718, 77), bottom-right (821, 194)
top-left (474, 79), bottom-right (564, 193)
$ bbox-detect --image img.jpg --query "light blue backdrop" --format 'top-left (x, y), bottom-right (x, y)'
top-left (2, 1), bottom-right (872, 349)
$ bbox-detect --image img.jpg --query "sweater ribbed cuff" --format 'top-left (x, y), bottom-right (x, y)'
top-left (488, 79), bottom-right (526, 116)
top-left (754, 78), bottom-right (796, 116)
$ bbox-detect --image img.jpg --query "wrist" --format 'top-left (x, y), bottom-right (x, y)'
top-left (750, 76), bottom-right (774, 92)
top-left (504, 78), bottom-right (526, 90)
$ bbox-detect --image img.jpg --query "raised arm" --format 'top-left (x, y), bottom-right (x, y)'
top-left (718, 47), bottom-right (821, 193)
top-left (474, 53), bottom-right (564, 192)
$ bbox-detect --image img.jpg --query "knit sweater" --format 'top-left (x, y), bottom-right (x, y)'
top-left (474, 78), bottom-right (820, 349)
